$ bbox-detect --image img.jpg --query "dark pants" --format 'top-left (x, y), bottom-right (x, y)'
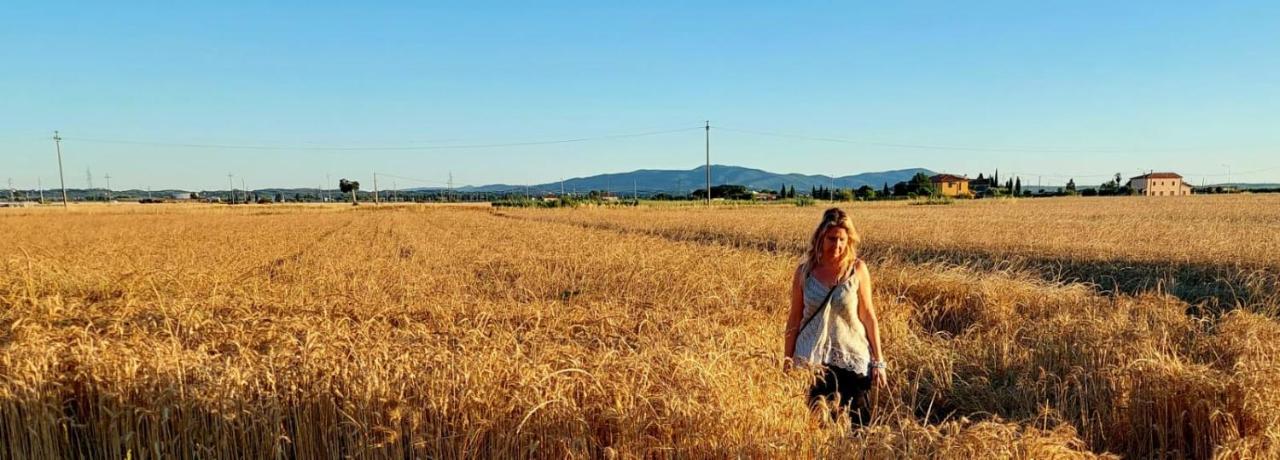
top-left (808, 366), bottom-right (874, 427)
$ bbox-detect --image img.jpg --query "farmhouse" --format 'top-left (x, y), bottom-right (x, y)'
top-left (1130, 172), bottom-right (1193, 196)
top-left (930, 174), bottom-right (970, 197)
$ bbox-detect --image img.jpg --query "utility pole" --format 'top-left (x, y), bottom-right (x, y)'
top-left (373, 172), bottom-right (380, 205)
top-left (7, 178), bottom-right (13, 202)
top-left (228, 173), bottom-right (235, 204)
top-left (241, 178), bottom-right (247, 203)
top-left (393, 181), bottom-right (398, 202)
top-left (560, 177), bottom-right (565, 197)
top-left (104, 173), bottom-right (113, 201)
top-left (448, 172), bottom-right (454, 202)
top-left (38, 178), bottom-right (45, 204)
top-left (704, 120), bottom-right (711, 204)
top-left (54, 131), bottom-right (68, 208)
top-left (325, 173), bottom-right (331, 202)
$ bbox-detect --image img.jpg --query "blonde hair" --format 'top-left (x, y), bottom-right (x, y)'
top-left (803, 207), bottom-right (861, 274)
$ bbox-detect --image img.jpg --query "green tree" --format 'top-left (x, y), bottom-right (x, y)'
top-left (836, 188), bottom-right (854, 201)
top-left (908, 173), bottom-right (935, 196)
top-left (339, 179), bottom-right (360, 205)
top-left (1014, 177), bottom-right (1021, 196)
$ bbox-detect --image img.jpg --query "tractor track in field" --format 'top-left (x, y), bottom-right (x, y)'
top-left (236, 216), bottom-right (358, 283)
top-left (491, 209), bottom-right (1280, 315)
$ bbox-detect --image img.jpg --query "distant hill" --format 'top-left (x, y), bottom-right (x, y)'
top-left (447, 165), bottom-right (935, 195)
top-left (1215, 183), bottom-right (1280, 190)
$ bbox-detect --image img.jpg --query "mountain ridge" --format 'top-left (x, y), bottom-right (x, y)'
top-left (438, 165), bottom-right (936, 194)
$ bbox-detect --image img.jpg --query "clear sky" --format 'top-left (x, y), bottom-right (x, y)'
top-left (3, 1), bottom-right (1278, 190)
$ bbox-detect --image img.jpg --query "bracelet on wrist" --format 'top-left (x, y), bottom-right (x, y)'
top-left (869, 360), bottom-right (887, 370)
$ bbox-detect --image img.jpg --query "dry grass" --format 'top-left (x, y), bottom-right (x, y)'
top-left (0, 199), bottom-right (1277, 458)
top-left (501, 194), bottom-right (1280, 312)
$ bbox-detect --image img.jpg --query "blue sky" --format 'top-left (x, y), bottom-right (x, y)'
top-left (2, 1), bottom-right (1278, 190)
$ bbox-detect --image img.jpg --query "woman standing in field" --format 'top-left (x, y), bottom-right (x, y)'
top-left (784, 207), bottom-right (887, 427)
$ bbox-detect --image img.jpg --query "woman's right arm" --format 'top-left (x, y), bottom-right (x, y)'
top-left (783, 264), bottom-right (805, 368)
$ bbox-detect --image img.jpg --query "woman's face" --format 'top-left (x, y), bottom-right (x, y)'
top-left (821, 227), bottom-right (849, 262)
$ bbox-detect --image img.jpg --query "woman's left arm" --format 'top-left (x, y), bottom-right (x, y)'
top-left (855, 260), bottom-right (887, 388)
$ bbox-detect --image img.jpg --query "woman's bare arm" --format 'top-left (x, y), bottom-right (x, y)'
top-left (783, 264), bottom-right (806, 364)
top-left (855, 260), bottom-right (887, 386)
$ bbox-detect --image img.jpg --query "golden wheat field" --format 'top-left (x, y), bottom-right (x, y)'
top-left (2, 196), bottom-right (1278, 459)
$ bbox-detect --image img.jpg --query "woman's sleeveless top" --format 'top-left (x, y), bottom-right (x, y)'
top-left (794, 262), bottom-right (871, 375)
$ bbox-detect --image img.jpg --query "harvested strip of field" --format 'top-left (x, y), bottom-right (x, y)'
top-left (1, 206), bottom-right (1277, 458)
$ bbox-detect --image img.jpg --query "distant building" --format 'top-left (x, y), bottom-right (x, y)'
top-left (1130, 172), bottom-right (1193, 196)
top-left (930, 174), bottom-right (970, 197)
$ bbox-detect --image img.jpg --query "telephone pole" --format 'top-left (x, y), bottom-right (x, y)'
top-left (7, 178), bottom-right (13, 202)
top-left (38, 178), bottom-right (45, 204)
top-left (373, 172), bottom-right (380, 205)
top-left (228, 173), bottom-right (236, 204)
top-left (704, 120), bottom-right (711, 204)
top-left (54, 131), bottom-right (68, 208)
top-left (241, 178), bottom-right (247, 203)
top-left (104, 173), bottom-right (113, 201)
top-left (325, 173), bottom-right (331, 202)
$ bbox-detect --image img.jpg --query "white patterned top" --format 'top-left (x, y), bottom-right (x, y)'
top-left (793, 262), bottom-right (871, 375)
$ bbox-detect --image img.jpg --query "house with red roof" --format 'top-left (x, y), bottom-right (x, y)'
top-left (1129, 172), bottom-right (1193, 196)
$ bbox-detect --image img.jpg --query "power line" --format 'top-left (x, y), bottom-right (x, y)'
top-left (374, 172), bottom-right (450, 186)
top-left (716, 125), bottom-right (1206, 154)
top-left (59, 126), bottom-right (704, 151)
